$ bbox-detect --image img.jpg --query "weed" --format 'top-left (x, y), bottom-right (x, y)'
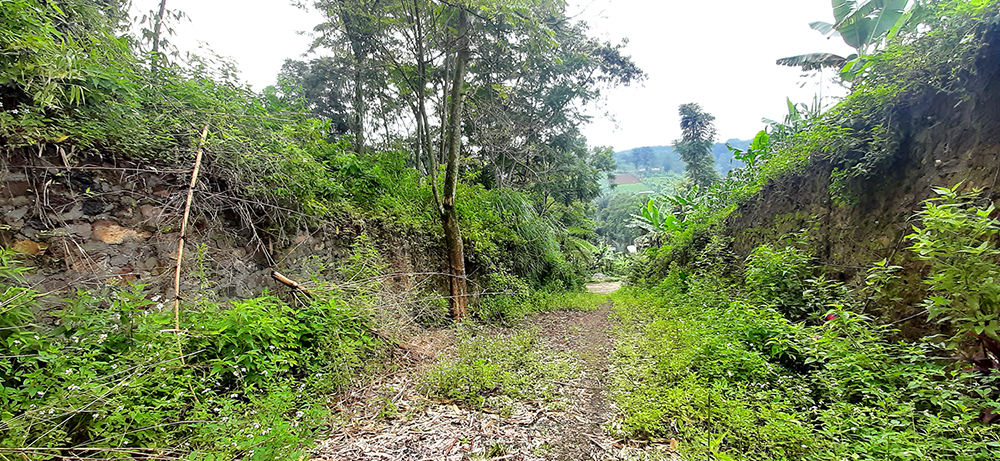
top-left (0, 246), bottom-right (380, 457)
top-left (420, 326), bottom-right (570, 408)
top-left (610, 255), bottom-right (1000, 460)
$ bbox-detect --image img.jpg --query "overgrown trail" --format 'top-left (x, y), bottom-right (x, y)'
top-left (312, 283), bottom-right (666, 460)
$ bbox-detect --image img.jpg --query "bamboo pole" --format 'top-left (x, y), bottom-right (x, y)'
top-left (271, 270), bottom-right (314, 298)
top-left (171, 125), bottom-right (209, 335)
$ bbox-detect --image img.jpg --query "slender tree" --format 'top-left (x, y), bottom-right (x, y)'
top-left (441, 7), bottom-right (470, 319)
top-left (151, 0), bottom-right (167, 72)
top-left (675, 103), bottom-right (719, 190)
top-left (307, 0), bottom-right (641, 320)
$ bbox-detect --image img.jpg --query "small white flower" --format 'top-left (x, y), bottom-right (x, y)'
top-left (37, 391), bottom-right (45, 396)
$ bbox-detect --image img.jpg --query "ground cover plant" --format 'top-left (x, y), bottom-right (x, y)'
top-left (0, 249), bottom-right (381, 459)
top-left (611, 248), bottom-right (1000, 460)
top-left (421, 326), bottom-right (572, 411)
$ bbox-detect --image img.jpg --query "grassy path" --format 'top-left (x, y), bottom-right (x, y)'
top-left (312, 285), bottom-right (674, 460)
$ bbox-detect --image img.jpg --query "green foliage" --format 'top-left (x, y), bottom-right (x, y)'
top-left (777, 0), bottom-right (912, 78)
top-left (0, 251), bottom-right (379, 457)
top-left (527, 291), bottom-right (607, 314)
top-left (718, 1), bottom-right (997, 218)
top-left (744, 244), bottom-right (849, 322)
top-left (593, 192), bottom-right (647, 250)
top-left (675, 103), bottom-right (720, 190)
top-left (629, 198), bottom-right (684, 237)
top-left (474, 271), bottom-right (533, 324)
top-left (626, 206), bottom-right (737, 285)
top-left (907, 185), bottom-right (1000, 348)
top-left (593, 245), bottom-right (632, 276)
top-left (460, 186), bottom-right (588, 292)
top-left (611, 269), bottom-right (1000, 461)
top-left (0, 0), bottom-right (132, 109)
top-left (421, 327), bottom-right (570, 408)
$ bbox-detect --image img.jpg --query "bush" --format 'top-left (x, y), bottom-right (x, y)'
top-left (610, 267), bottom-right (1000, 461)
top-left (907, 185), bottom-right (1000, 350)
top-left (0, 253), bottom-right (379, 458)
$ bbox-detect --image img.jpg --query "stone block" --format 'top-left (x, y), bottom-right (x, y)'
top-left (91, 220), bottom-right (151, 245)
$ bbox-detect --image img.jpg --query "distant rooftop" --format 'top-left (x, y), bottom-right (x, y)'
top-left (611, 173), bottom-right (642, 185)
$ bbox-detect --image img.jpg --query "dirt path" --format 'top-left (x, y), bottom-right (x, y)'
top-left (585, 281), bottom-right (623, 294)
top-left (530, 303), bottom-right (618, 459)
top-left (312, 283), bottom-right (667, 460)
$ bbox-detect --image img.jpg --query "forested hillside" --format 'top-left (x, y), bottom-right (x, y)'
top-left (615, 139), bottom-right (750, 175)
top-left (3, 0), bottom-right (1000, 460)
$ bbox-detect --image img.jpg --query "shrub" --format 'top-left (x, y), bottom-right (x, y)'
top-left (0, 259), bottom-right (379, 458)
top-left (907, 185), bottom-right (1000, 355)
top-left (610, 266), bottom-right (1000, 461)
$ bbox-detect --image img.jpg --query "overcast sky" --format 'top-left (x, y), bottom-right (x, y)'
top-left (134, 0), bottom-right (855, 151)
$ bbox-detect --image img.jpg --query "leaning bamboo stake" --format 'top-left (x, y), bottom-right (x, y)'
top-left (171, 125), bottom-right (210, 337)
top-left (271, 270), bottom-right (314, 299)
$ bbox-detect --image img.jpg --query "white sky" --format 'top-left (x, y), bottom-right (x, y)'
top-left (133, 0), bottom-right (855, 151)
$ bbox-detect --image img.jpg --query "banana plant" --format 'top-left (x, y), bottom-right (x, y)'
top-left (726, 130), bottom-right (771, 172)
top-left (628, 199), bottom-right (683, 236)
top-left (664, 185), bottom-right (707, 220)
top-left (777, 0), bottom-right (912, 80)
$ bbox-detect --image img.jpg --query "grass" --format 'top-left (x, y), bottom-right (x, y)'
top-left (420, 325), bottom-right (572, 410)
top-left (528, 291), bottom-right (609, 313)
top-left (609, 270), bottom-right (1000, 461)
top-left (420, 291), bottom-right (608, 410)
top-left (614, 183), bottom-right (654, 193)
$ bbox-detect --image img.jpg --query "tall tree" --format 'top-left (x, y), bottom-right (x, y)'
top-left (441, 6), bottom-right (470, 319)
top-left (151, 0), bottom-right (167, 71)
top-left (307, 0), bottom-right (641, 319)
top-left (310, 0), bottom-right (481, 319)
top-left (465, 18), bottom-right (643, 192)
top-left (274, 58), bottom-right (352, 136)
top-left (311, 0), bottom-right (385, 153)
top-left (674, 103), bottom-right (719, 190)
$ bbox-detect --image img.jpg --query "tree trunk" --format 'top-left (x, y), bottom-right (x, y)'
top-left (151, 0), bottom-right (167, 72)
top-left (338, 2), bottom-right (367, 154)
top-left (441, 7), bottom-right (470, 321)
top-left (352, 63), bottom-right (365, 154)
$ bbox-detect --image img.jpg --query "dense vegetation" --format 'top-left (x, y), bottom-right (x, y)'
top-left (613, 1), bottom-right (1000, 459)
top-left (3, 0), bottom-right (1000, 459)
top-left (0, 0), bottom-right (637, 457)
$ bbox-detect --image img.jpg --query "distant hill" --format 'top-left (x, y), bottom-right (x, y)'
top-left (615, 138), bottom-right (751, 175)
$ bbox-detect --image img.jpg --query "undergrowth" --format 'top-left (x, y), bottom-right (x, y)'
top-left (611, 247), bottom-right (1000, 461)
top-left (0, 250), bottom-right (381, 459)
top-left (420, 326), bottom-right (572, 412)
